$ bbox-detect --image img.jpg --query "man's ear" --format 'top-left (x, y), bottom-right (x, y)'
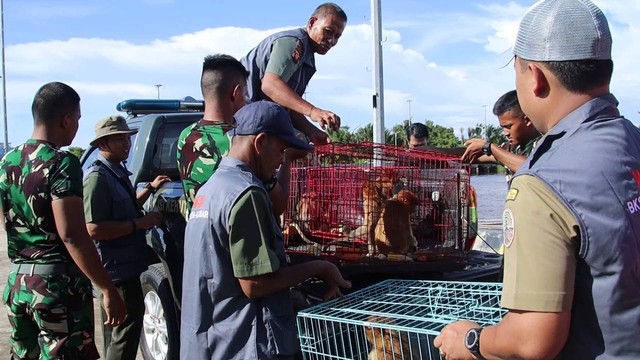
top-left (307, 16), bottom-right (317, 30)
top-left (254, 133), bottom-right (268, 154)
top-left (231, 84), bottom-right (243, 103)
top-left (531, 63), bottom-right (550, 98)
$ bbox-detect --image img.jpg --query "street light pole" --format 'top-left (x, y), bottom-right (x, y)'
top-left (482, 104), bottom-right (488, 140)
top-left (1, 0), bottom-right (9, 153)
top-left (154, 84), bottom-right (162, 99)
top-left (407, 99), bottom-right (412, 124)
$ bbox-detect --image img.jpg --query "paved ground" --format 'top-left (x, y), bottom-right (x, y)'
top-left (0, 230), bottom-right (143, 359)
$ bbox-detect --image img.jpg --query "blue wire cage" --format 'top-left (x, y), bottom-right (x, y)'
top-left (297, 279), bottom-right (506, 360)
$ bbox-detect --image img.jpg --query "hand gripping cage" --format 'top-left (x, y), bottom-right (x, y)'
top-left (283, 142), bottom-right (474, 264)
top-left (296, 279), bottom-right (506, 359)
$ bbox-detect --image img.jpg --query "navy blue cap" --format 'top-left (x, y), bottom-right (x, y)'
top-left (232, 101), bottom-right (313, 151)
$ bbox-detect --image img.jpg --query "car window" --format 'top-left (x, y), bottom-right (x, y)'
top-left (153, 123), bottom-right (186, 171)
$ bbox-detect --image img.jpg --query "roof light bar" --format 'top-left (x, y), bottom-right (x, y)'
top-left (116, 99), bottom-right (205, 115)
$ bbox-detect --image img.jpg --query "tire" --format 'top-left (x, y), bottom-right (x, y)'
top-left (140, 264), bottom-right (180, 360)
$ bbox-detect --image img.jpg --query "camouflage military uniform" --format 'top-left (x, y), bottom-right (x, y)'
top-left (176, 121), bottom-right (230, 212)
top-left (0, 139), bottom-right (99, 360)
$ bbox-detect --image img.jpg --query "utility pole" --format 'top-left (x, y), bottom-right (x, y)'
top-left (371, 0), bottom-right (385, 145)
top-left (407, 99), bottom-right (412, 124)
top-left (154, 84), bottom-right (162, 99)
top-left (482, 104), bottom-right (488, 140)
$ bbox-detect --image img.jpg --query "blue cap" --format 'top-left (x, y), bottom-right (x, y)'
top-left (232, 101), bottom-right (314, 151)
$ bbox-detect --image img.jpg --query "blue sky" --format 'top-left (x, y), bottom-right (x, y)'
top-left (2, 0), bottom-right (639, 148)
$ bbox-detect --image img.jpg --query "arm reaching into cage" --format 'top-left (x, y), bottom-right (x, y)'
top-left (238, 260), bottom-right (351, 301)
top-left (229, 186), bottom-right (351, 301)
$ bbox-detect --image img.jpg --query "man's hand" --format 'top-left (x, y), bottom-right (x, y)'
top-left (307, 126), bottom-right (331, 145)
top-left (433, 320), bottom-right (479, 360)
top-left (150, 175), bottom-right (170, 190)
top-left (101, 286), bottom-right (127, 327)
top-left (317, 261), bottom-right (351, 300)
top-left (309, 107), bottom-right (341, 131)
top-left (461, 138), bottom-right (486, 163)
top-left (135, 211), bottom-right (163, 230)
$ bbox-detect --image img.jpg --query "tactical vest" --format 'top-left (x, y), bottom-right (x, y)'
top-left (180, 157), bottom-right (294, 360)
top-left (241, 27), bottom-right (316, 102)
top-left (514, 95), bottom-right (640, 358)
top-left (84, 156), bottom-right (147, 282)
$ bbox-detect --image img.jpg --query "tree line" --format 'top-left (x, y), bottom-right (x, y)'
top-left (328, 119), bottom-right (507, 148)
top-left (66, 120), bottom-right (508, 160)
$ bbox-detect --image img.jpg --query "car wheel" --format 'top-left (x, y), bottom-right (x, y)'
top-left (140, 264), bottom-right (179, 360)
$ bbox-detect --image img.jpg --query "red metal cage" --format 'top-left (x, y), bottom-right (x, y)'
top-left (283, 142), bottom-right (472, 264)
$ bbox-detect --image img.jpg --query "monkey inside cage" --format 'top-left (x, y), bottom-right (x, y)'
top-left (283, 142), bottom-right (473, 263)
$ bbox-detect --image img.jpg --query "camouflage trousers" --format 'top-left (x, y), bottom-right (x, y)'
top-left (2, 272), bottom-right (100, 360)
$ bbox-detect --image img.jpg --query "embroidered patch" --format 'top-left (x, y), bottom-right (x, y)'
top-left (502, 208), bottom-right (515, 248)
top-left (292, 40), bottom-right (303, 64)
top-left (506, 188), bottom-right (519, 201)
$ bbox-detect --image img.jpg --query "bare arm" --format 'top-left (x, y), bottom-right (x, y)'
top-left (52, 196), bottom-right (126, 325)
top-left (462, 138), bottom-right (527, 171)
top-left (135, 175), bottom-right (170, 207)
top-left (489, 144), bottom-right (528, 172)
top-left (238, 260), bottom-right (350, 301)
top-left (262, 72), bottom-right (340, 132)
top-left (482, 310), bottom-right (571, 359)
top-left (434, 310), bottom-right (570, 360)
top-left (86, 211), bottom-right (163, 241)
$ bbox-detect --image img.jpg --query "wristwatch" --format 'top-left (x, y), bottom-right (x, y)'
top-left (482, 141), bottom-right (492, 156)
top-left (144, 182), bottom-right (157, 193)
top-left (465, 327), bottom-right (485, 360)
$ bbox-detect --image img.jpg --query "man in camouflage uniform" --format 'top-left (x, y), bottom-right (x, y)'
top-left (0, 82), bottom-right (126, 359)
top-left (177, 54), bottom-right (250, 213)
top-left (461, 90), bottom-right (541, 184)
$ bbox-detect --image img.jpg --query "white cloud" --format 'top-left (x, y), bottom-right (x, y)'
top-left (2, 1), bottom-right (639, 149)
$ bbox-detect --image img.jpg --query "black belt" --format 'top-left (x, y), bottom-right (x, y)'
top-left (11, 262), bottom-right (82, 276)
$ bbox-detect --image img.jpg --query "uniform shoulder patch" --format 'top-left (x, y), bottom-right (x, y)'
top-left (502, 208), bottom-right (515, 248)
top-left (506, 188), bottom-right (519, 201)
top-left (292, 40), bottom-right (303, 64)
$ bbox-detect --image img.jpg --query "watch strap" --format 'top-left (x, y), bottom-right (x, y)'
top-left (465, 327), bottom-right (485, 360)
top-left (482, 141), bottom-right (492, 156)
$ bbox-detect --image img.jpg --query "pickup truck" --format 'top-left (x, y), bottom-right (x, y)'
top-left (80, 98), bottom-right (503, 360)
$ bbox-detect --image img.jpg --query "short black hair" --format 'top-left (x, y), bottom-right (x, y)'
top-left (492, 90), bottom-right (523, 118)
top-left (31, 82), bottom-right (80, 125)
top-left (519, 58), bottom-right (614, 94)
top-left (544, 59), bottom-right (613, 93)
top-left (201, 54), bottom-right (250, 99)
top-left (405, 123), bottom-right (429, 141)
top-left (312, 3), bottom-right (348, 23)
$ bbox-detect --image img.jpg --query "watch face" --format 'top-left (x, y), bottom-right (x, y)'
top-left (465, 328), bottom-right (478, 348)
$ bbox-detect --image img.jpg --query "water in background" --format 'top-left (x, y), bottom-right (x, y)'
top-left (470, 174), bottom-right (507, 253)
top-left (471, 174), bottom-right (507, 221)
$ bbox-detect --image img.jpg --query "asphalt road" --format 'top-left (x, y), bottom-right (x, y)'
top-left (0, 230), bottom-right (143, 359)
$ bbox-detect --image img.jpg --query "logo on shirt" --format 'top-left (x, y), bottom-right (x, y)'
top-left (502, 208), bottom-right (515, 248)
top-left (193, 195), bottom-right (205, 209)
top-left (626, 170), bottom-right (640, 214)
top-left (292, 40), bottom-right (303, 64)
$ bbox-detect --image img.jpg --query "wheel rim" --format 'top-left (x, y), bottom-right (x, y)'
top-left (143, 290), bottom-right (169, 359)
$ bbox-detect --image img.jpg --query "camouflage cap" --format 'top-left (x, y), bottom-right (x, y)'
top-left (90, 115), bottom-right (138, 146)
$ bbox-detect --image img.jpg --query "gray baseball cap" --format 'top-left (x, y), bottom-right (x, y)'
top-left (513, 0), bottom-right (612, 61)
top-left (232, 101), bottom-right (313, 151)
